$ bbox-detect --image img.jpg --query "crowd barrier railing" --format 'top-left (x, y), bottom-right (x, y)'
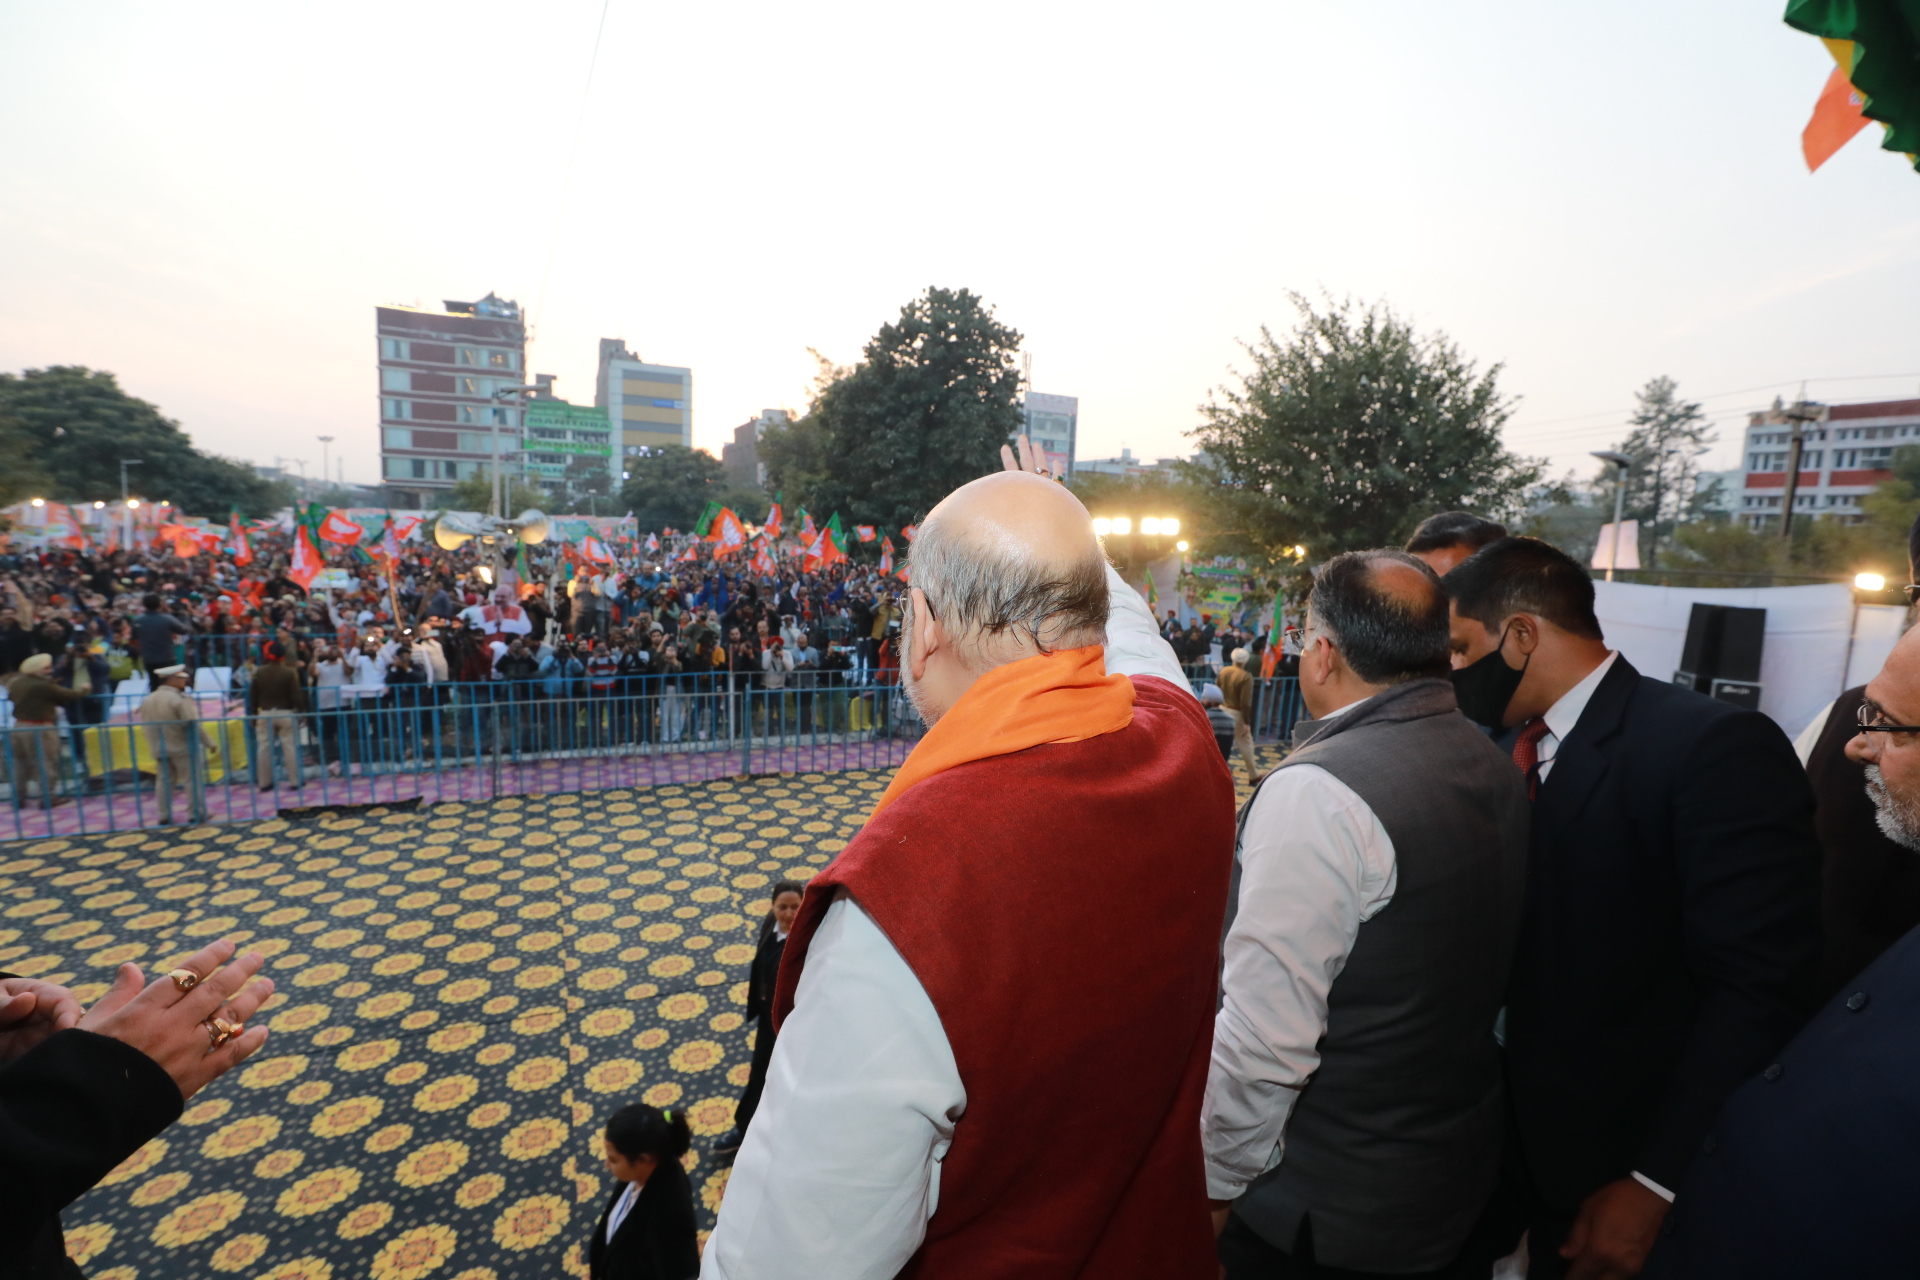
top-left (0, 674), bottom-right (1304, 840)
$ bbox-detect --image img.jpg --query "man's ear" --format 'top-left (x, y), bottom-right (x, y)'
top-left (908, 587), bottom-right (937, 681)
top-left (1507, 613), bottom-right (1542, 656)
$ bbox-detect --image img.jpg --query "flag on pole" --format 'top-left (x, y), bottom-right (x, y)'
top-left (289, 523), bottom-right (324, 590)
top-left (798, 509), bottom-right (817, 541)
top-left (693, 501), bottom-right (722, 539)
top-left (855, 524), bottom-right (877, 543)
top-left (879, 535), bottom-right (894, 574)
top-left (677, 544), bottom-right (699, 563)
top-left (1143, 572), bottom-right (1159, 611)
top-left (381, 513), bottom-right (401, 561)
top-left (1261, 590), bottom-right (1286, 677)
top-left (317, 508), bottom-right (363, 546)
top-left (764, 502), bottom-right (783, 541)
top-left (1805, 60), bottom-right (1872, 171)
top-left (645, 532), bottom-right (660, 553)
top-left (709, 508), bottom-right (747, 556)
top-left (900, 523), bottom-right (918, 542)
top-left (896, 562), bottom-right (912, 583)
top-left (579, 535), bottom-right (614, 565)
top-left (230, 509), bottom-right (254, 566)
top-left (826, 513), bottom-right (847, 554)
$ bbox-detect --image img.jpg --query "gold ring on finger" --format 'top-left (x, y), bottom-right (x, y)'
top-left (168, 968), bottom-right (201, 993)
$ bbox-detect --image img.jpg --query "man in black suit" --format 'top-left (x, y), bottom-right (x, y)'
top-left (1442, 538), bottom-right (1820, 1280)
top-left (1642, 620), bottom-right (1920, 1276)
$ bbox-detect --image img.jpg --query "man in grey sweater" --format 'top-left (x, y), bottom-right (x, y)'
top-left (1205, 550), bottom-right (1531, 1278)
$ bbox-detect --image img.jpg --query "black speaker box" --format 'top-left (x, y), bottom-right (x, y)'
top-left (1673, 604), bottom-right (1766, 702)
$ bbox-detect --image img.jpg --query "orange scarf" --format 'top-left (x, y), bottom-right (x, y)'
top-left (870, 645), bottom-right (1135, 821)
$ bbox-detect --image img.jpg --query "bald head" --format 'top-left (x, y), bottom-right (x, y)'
top-left (1307, 550), bottom-right (1451, 684)
top-left (910, 471), bottom-right (1109, 668)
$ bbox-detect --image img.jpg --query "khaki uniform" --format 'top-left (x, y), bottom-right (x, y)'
top-left (1217, 663), bottom-right (1261, 782)
top-left (140, 683), bottom-right (206, 823)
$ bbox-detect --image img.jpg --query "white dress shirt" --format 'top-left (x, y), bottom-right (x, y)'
top-left (1201, 698), bottom-right (1398, 1200)
top-left (1531, 650), bottom-right (1618, 785)
top-left (605, 1180), bottom-right (640, 1243)
top-left (701, 565), bottom-right (1190, 1279)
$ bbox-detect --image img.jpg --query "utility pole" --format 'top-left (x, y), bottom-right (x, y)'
top-left (1592, 451), bottom-right (1633, 581)
top-left (1779, 398), bottom-right (1822, 539)
top-left (317, 436), bottom-right (334, 495)
top-left (119, 459), bottom-right (143, 550)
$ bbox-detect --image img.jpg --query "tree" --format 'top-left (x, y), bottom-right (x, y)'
top-left (757, 351), bottom-right (846, 512)
top-left (560, 454), bottom-right (614, 513)
top-left (0, 413), bottom-right (50, 512)
top-left (805, 287), bottom-right (1025, 530)
top-left (1190, 293), bottom-right (1540, 561)
top-left (0, 366), bottom-right (290, 517)
top-left (1600, 376), bottom-right (1715, 569)
top-left (618, 445), bottom-right (756, 533)
top-left (441, 469), bottom-right (549, 516)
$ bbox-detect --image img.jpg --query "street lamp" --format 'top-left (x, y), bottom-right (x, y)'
top-left (1856, 572), bottom-right (1887, 592)
top-left (318, 436), bottom-right (334, 494)
top-left (120, 459), bottom-right (143, 549)
top-left (1592, 450), bottom-right (1633, 582)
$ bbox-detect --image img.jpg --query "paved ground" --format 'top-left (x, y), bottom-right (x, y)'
top-left (0, 745), bottom-right (1286, 1279)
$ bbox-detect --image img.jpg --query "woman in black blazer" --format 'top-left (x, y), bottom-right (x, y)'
top-left (590, 1103), bottom-right (700, 1280)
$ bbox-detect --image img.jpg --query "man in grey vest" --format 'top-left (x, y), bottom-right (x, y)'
top-left (1204, 549), bottom-right (1530, 1278)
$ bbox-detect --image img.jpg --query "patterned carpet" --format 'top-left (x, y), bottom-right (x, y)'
top-left (0, 747), bottom-right (1285, 1279)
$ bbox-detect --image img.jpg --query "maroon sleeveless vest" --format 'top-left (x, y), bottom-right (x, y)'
top-left (774, 676), bottom-right (1236, 1278)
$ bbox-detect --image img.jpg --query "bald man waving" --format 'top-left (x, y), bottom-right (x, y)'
top-left (703, 461), bottom-right (1234, 1279)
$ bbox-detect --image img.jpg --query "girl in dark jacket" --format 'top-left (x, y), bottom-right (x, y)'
top-left (590, 1103), bottom-right (700, 1280)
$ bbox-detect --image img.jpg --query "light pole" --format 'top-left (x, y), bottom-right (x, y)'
top-left (119, 459), bottom-right (143, 549)
top-left (490, 385), bottom-right (542, 517)
top-left (318, 436), bottom-right (334, 496)
top-left (1592, 450), bottom-right (1633, 582)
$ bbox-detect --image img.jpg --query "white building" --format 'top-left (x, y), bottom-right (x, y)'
top-left (1739, 396), bottom-right (1920, 528)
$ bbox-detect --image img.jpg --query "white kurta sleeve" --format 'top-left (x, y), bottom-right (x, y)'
top-left (1201, 763), bottom-right (1397, 1201)
top-left (702, 894), bottom-right (965, 1280)
top-left (1100, 564), bottom-right (1192, 693)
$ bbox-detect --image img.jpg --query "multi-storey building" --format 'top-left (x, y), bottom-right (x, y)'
top-left (1738, 396), bottom-right (1920, 528)
top-left (377, 293), bottom-right (526, 509)
top-left (522, 399), bottom-right (615, 493)
top-left (1020, 392), bottom-right (1078, 477)
top-left (597, 338), bottom-right (693, 463)
top-left (722, 410), bottom-right (788, 489)
top-left (1075, 447), bottom-right (1186, 477)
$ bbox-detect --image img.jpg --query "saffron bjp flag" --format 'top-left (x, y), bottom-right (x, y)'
top-left (896, 562), bottom-right (912, 583)
top-left (694, 501), bottom-right (722, 539)
top-left (901, 523), bottom-right (918, 542)
top-left (764, 502), bottom-right (783, 541)
top-left (855, 524), bottom-right (877, 543)
top-left (230, 509), bottom-right (254, 566)
top-left (289, 523), bottom-right (325, 590)
top-left (318, 508), bottom-right (364, 546)
top-left (381, 514), bottom-right (402, 562)
top-left (1804, 61), bottom-right (1873, 170)
top-left (579, 535), bottom-right (614, 565)
top-left (710, 508), bottom-right (747, 555)
top-left (798, 509), bottom-right (817, 541)
top-left (879, 535), bottom-right (895, 574)
top-left (645, 532), bottom-right (660, 553)
top-left (392, 514), bottom-right (425, 543)
top-left (678, 543), bottom-right (699, 563)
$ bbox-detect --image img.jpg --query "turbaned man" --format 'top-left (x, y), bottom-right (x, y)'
top-left (703, 468), bottom-right (1236, 1279)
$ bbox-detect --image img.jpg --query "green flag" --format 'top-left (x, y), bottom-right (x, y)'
top-left (1787, 0), bottom-right (1920, 167)
top-left (694, 501), bottom-right (722, 538)
top-left (826, 512), bottom-right (846, 553)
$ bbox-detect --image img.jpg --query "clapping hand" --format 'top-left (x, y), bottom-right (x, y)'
top-left (79, 938), bottom-right (274, 1100)
top-left (0, 977), bottom-right (84, 1065)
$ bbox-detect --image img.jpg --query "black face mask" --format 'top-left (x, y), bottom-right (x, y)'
top-left (1451, 624), bottom-right (1529, 730)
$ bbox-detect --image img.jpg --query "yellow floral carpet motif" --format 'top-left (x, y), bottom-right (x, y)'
top-left (1, 749), bottom-right (1284, 1279)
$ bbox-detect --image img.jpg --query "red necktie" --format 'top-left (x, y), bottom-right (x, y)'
top-left (1512, 717), bottom-right (1550, 801)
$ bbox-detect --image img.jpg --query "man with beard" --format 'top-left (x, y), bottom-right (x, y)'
top-left (702, 467), bottom-right (1227, 1279)
top-left (1644, 622), bottom-right (1920, 1276)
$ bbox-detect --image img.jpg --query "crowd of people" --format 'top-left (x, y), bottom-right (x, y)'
top-left (22, 440), bottom-right (1917, 1279)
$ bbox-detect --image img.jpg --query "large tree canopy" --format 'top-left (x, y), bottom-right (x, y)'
top-left (800, 287), bottom-right (1024, 531)
top-left (617, 444), bottom-right (762, 533)
top-left (0, 366), bottom-right (288, 517)
top-left (1190, 294), bottom-right (1540, 560)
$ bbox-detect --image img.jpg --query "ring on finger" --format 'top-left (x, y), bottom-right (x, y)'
top-left (168, 968), bottom-right (202, 993)
top-left (203, 1015), bottom-right (242, 1048)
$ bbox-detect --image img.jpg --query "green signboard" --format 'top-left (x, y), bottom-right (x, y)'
top-left (523, 402), bottom-right (614, 459)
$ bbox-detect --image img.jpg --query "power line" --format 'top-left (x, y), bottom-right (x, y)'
top-left (1507, 373), bottom-right (1920, 448)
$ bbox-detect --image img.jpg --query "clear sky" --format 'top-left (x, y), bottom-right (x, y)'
top-left (3, 1), bottom-right (1917, 496)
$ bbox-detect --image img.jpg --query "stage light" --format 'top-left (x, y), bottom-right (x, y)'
top-left (1092, 517), bottom-right (1113, 537)
top-left (1141, 517), bottom-right (1162, 535)
top-left (477, 565), bottom-right (494, 585)
top-left (1161, 518), bottom-right (1180, 536)
top-left (93, 500), bottom-right (105, 509)
top-left (1176, 540), bottom-right (1189, 552)
top-left (127, 499), bottom-right (140, 508)
top-left (1112, 517), bottom-right (1132, 535)
top-left (29, 498), bottom-right (43, 507)
top-left (1856, 572), bottom-right (1886, 591)
top-left (1292, 544), bottom-right (1307, 558)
